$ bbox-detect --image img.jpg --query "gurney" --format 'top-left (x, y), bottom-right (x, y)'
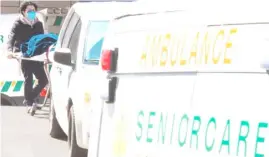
top-left (11, 52), bottom-right (52, 115)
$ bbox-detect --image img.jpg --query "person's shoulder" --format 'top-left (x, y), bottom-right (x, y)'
top-left (35, 20), bottom-right (43, 25)
top-left (34, 21), bottom-right (44, 28)
top-left (13, 17), bottom-right (22, 26)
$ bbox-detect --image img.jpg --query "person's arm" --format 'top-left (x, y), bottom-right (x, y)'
top-left (7, 21), bottom-right (18, 52)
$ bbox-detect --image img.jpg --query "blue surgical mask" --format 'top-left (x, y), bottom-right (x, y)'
top-left (27, 11), bottom-right (36, 21)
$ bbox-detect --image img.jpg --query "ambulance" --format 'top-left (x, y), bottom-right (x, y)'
top-left (90, 1), bottom-right (269, 157)
top-left (0, 8), bottom-right (68, 106)
top-left (47, 2), bottom-right (137, 157)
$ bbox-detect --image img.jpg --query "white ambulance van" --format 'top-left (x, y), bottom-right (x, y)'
top-left (92, 2), bottom-right (269, 157)
top-left (0, 9), bottom-right (68, 106)
top-left (48, 2), bottom-right (135, 157)
top-left (0, 14), bottom-right (26, 105)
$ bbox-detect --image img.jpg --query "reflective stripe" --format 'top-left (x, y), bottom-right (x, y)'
top-left (13, 81), bottom-right (24, 92)
top-left (1, 81), bottom-right (11, 92)
top-left (0, 81), bottom-right (4, 92)
top-left (54, 16), bottom-right (63, 26)
top-left (11, 81), bottom-right (16, 87)
top-left (1, 65), bottom-right (52, 93)
top-left (0, 80), bottom-right (40, 93)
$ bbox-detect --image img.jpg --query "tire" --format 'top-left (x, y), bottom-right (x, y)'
top-left (49, 95), bottom-right (66, 139)
top-left (68, 106), bottom-right (88, 157)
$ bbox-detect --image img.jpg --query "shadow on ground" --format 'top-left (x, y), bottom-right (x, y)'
top-left (1, 105), bottom-right (69, 157)
top-left (33, 106), bottom-right (50, 119)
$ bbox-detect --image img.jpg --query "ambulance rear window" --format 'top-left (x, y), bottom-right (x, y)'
top-left (83, 20), bottom-right (109, 65)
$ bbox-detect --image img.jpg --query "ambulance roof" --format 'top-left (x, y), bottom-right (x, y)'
top-left (71, 2), bottom-right (137, 21)
top-left (110, 0), bottom-right (269, 25)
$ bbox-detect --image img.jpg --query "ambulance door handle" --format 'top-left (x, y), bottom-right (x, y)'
top-left (56, 67), bottom-right (62, 75)
top-left (106, 77), bottom-right (118, 104)
top-left (106, 48), bottom-right (119, 104)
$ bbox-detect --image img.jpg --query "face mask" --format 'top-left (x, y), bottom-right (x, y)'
top-left (27, 11), bottom-right (36, 21)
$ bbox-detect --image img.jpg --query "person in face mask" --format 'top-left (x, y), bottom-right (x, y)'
top-left (7, 1), bottom-right (48, 114)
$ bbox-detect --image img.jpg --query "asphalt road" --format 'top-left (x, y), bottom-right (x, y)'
top-left (1, 105), bottom-right (69, 157)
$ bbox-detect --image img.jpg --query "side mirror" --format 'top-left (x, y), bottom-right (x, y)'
top-left (54, 48), bottom-right (72, 66)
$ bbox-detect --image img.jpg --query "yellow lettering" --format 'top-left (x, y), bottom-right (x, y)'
top-left (170, 36), bottom-right (179, 66)
top-left (160, 34), bottom-right (171, 67)
top-left (212, 30), bottom-right (225, 64)
top-left (148, 35), bottom-right (162, 67)
top-left (140, 27), bottom-right (237, 68)
top-left (189, 32), bottom-right (199, 64)
top-left (140, 35), bottom-right (151, 66)
top-left (224, 28), bottom-right (237, 64)
top-left (149, 36), bottom-right (157, 67)
top-left (179, 33), bottom-right (187, 65)
top-left (200, 31), bottom-right (210, 64)
top-left (160, 47), bottom-right (168, 66)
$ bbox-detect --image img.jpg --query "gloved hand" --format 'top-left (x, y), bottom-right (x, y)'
top-left (6, 52), bottom-right (14, 59)
top-left (6, 52), bottom-right (22, 59)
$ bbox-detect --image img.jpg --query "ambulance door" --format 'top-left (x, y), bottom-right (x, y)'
top-left (97, 10), bottom-right (200, 157)
top-left (191, 24), bottom-right (269, 157)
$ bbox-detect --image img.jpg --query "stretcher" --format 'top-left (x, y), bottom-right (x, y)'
top-left (11, 52), bottom-right (52, 116)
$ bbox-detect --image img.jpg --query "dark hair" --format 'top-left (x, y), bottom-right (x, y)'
top-left (20, 1), bottom-right (38, 14)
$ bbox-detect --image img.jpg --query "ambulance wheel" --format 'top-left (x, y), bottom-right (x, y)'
top-left (49, 95), bottom-right (66, 138)
top-left (68, 106), bottom-right (88, 157)
top-left (0, 94), bottom-right (14, 106)
top-left (1, 98), bottom-right (12, 106)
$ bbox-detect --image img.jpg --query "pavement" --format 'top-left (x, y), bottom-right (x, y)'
top-left (1, 105), bottom-right (69, 157)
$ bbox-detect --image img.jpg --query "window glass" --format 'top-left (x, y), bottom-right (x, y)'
top-left (83, 21), bottom-right (109, 64)
top-left (68, 20), bottom-right (82, 63)
top-left (61, 12), bottom-right (79, 48)
top-left (57, 8), bottom-right (74, 46)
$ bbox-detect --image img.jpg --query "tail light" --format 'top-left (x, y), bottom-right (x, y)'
top-left (101, 48), bottom-right (118, 73)
top-left (100, 48), bottom-right (119, 104)
top-left (40, 88), bottom-right (47, 97)
top-left (101, 50), bottom-right (112, 71)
